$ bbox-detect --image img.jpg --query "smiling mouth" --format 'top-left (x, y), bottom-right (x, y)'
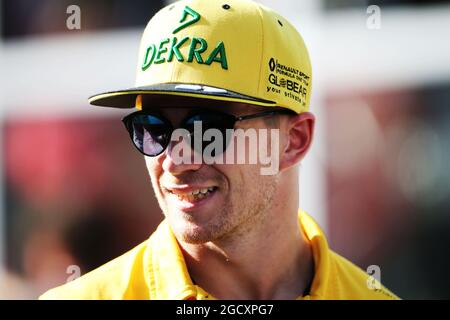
top-left (167, 186), bottom-right (218, 202)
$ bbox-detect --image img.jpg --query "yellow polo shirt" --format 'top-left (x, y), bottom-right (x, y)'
top-left (40, 211), bottom-right (399, 300)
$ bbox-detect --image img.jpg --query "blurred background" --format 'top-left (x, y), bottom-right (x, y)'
top-left (1, 0), bottom-right (449, 299)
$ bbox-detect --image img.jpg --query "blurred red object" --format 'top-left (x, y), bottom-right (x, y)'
top-left (4, 118), bottom-right (122, 206)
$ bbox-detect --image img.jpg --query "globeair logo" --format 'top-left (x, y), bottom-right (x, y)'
top-left (267, 57), bottom-right (309, 106)
top-left (141, 6), bottom-right (229, 71)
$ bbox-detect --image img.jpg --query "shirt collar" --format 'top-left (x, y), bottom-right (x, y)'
top-left (298, 210), bottom-right (332, 299)
top-left (146, 221), bottom-right (198, 300)
top-left (146, 210), bottom-right (331, 300)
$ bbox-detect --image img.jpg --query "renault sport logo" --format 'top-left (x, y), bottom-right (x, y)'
top-left (269, 58), bottom-right (276, 72)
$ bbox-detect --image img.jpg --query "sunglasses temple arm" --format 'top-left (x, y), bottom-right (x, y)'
top-left (235, 110), bottom-right (291, 122)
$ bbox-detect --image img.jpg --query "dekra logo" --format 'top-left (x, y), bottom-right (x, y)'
top-left (141, 6), bottom-right (229, 71)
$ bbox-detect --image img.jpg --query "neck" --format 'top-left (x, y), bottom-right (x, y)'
top-left (179, 182), bottom-right (314, 300)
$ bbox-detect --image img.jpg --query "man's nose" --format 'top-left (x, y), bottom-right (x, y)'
top-left (160, 139), bottom-right (202, 175)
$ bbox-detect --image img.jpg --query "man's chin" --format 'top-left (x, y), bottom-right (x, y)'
top-left (173, 226), bottom-right (215, 245)
top-left (165, 206), bottom-right (234, 244)
top-left (166, 217), bottom-right (210, 242)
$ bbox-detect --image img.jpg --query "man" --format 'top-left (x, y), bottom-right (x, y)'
top-left (41, 0), bottom-right (398, 300)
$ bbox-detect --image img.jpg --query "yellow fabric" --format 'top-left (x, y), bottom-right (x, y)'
top-left (89, 0), bottom-right (312, 114)
top-left (40, 211), bottom-right (399, 300)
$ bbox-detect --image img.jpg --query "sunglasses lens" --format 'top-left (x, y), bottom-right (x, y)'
top-left (124, 111), bottom-right (237, 158)
top-left (126, 114), bottom-right (170, 156)
top-left (184, 113), bottom-right (235, 156)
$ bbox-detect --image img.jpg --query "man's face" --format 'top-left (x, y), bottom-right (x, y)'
top-left (144, 99), bottom-right (281, 244)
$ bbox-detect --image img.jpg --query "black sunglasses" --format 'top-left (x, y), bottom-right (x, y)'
top-left (122, 108), bottom-right (293, 157)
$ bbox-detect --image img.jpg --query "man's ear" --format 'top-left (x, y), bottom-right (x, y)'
top-left (279, 112), bottom-right (315, 172)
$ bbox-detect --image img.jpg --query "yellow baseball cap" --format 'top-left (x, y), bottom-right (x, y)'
top-left (88, 0), bottom-right (312, 114)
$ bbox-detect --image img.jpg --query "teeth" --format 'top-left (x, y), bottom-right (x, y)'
top-left (173, 187), bottom-right (216, 201)
top-left (197, 193), bottom-right (205, 199)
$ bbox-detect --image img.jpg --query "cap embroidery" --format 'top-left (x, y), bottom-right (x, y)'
top-left (141, 6), bottom-right (229, 71)
top-left (173, 6), bottom-right (201, 34)
top-left (188, 37), bottom-right (208, 63)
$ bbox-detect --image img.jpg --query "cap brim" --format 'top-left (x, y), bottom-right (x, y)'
top-left (88, 83), bottom-right (276, 108)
